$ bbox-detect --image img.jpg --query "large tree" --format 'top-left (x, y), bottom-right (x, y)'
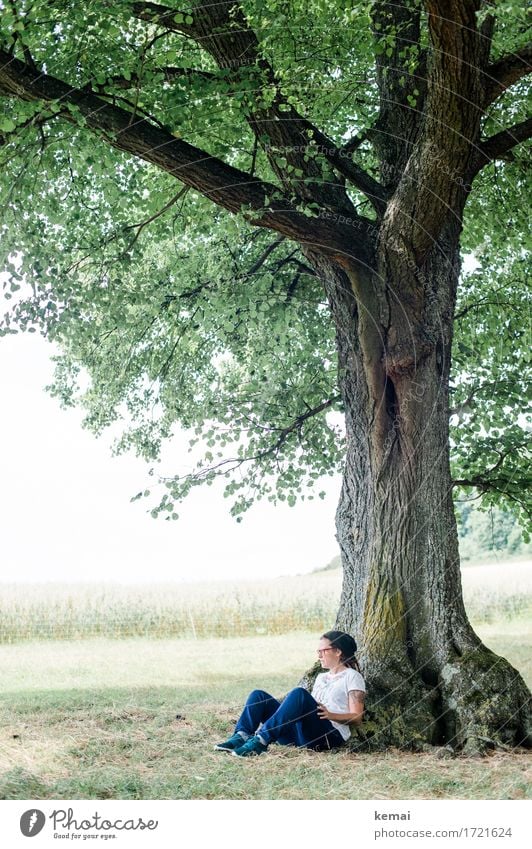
top-left (0, 0), bottom-right (530, 753)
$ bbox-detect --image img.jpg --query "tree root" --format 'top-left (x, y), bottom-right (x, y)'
top-left (300, 645), bottom-right (532, 756)
top-left (439, 646), bottom-right (532, 755)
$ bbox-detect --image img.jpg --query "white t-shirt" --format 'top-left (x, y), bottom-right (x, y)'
top-left (311, 667), bottom-right (366, 741)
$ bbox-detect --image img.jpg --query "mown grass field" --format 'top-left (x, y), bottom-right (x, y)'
top-left (0, 619), bottom-right (532, 799)
top-left (0, 616), bottom-right (531, 800)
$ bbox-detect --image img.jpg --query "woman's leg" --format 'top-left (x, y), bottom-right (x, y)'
top-left (234, 690), bottom-right (281, 738)
top-left (258, 687), bottom-right (344, 750)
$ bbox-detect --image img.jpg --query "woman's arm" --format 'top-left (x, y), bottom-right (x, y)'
top-left (317, 690), bottom-right (366, 725)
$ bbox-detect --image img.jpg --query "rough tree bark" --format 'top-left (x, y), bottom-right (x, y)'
top-left (320, 237), bottom-right (531, 754)
top-left (295, 201), bottom-right (531, 754)
top-left (300, 2), bottom-right (532, 753)
top-left (1, 0), bottom-right (531, 752)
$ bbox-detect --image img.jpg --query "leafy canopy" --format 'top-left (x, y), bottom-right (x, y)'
top-left (0, 0), bottom-right (530, 529)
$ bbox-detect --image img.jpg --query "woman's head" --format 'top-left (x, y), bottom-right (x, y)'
top-left (318, 630), bottom-right (359, 670)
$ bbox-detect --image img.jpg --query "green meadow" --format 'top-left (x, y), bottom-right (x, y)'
top-left (0, 559), bottom-right (530, 800)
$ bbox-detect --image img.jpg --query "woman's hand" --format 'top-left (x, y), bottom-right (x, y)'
top-left (317, 696), bottom-right (366, 725)
top-left (317, 703), bottom-right (332, 721)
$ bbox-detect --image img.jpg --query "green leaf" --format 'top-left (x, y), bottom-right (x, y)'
top-left (0, 0), bottom-right (528, 535)
top-left (0, 118), bottom-right (16, 132)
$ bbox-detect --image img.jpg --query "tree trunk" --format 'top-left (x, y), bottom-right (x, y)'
top-left (303, 229), bottom-right (531, 754)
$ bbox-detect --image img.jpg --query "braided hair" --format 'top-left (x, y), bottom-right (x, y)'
top-left (322, 630), bottom-right (361, 672)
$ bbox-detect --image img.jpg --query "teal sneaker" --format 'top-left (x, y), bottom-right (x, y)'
top-left (232, 735), bottom-right (268, 757)
top-left (214, 733), bottom-right (248, 752)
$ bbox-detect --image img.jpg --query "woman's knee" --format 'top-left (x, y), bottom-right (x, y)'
top-left (247, 689), bottom-right (274, 701)
top-left (285, 686), bottom-right (314, 702)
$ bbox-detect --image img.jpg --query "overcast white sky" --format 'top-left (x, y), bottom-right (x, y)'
top-left (0, 329), bottom-right (342, 584)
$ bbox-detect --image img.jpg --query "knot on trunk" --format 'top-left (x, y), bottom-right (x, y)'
top-left (384, 329), bottom-right (434, 379)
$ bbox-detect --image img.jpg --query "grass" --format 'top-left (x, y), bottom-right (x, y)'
top-left (1, 559), bottom-right (530, 642)
top-left (1, 623), bottom-right (531, 800)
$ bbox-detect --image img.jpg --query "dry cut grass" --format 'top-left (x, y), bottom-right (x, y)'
top-left (0, 625), bottom-right (530, 800)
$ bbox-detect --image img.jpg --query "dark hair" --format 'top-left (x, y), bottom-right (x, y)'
top-left (322, 630), bottom-right (361, 672)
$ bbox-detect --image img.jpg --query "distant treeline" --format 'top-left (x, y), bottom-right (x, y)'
top-left (455, 502), bottom-right (531, 562)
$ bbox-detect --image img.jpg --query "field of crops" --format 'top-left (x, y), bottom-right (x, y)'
top-left (1, 558), bottom-right (530, 642)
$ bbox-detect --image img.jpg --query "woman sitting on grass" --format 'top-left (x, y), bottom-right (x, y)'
top-left (215, 630), bottom-right (365, 757)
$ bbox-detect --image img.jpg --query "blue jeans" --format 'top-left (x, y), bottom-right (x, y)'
top-left (235, 688), bottom-right (345, 750)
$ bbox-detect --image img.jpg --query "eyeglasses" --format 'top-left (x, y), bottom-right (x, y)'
top-left (316, 648), bottom-right (337, 656)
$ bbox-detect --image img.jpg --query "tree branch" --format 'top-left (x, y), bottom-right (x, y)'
top-left (452, 440), bottom-right (530, 495)
top-left (6, 0), bottom-right (39, 71)
top-left (262, 396), bottom-right (343, 458)
top-left (130, 0), bottom-right (387, 215)
top-left (448, 380), bottom-right (519, 417)
top-left (484, 44), bottom-right (532, 105)
top-left (130, 2), bottom-right (197, 35)
top-left (380, 1), bottom-right (493, 262)
top-left (295, 124), bottom-right (389, 215)
top-left (120, 186), bottom-right (190, 255)
top-left (452, 476), bottom-right (531, 516)
top-left (272, 254), bottom-right (318, 278)
top-left (371, 0), bottom-right (427, 190)
top-left (95, 67), bottom-right (217, 91)
top-left (0, 110), bottom-right (46, 147)
top-left (0, 48), bottom-right (368, 259)
top-left (245, 236), bottom-right (285, 277)
top-left (164, 395), bottom-right (343, 486)
top-left (473, 116), bottom-right (532, 171)
top-left (454, 296), bottom-right (522, 320)
top-left (339, 130), bottom-right (372, 157)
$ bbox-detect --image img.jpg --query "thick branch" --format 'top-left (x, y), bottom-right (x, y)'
top-left (473, 117), bottom-right (532, 171)
top-left (380, 1), bottom-right (487, 262)
top-left (297, 124), bottom-right (389, 215)
top-left (484, 44), bottom-right (532, 105)
top-left (273, 254), bottom-right (318, 278)
top-left (245, 237), bottom-right (285, 277)
top-left (6, 0), bottom-right (39, 71)
top-left (371, 0), bottom-right (427, 191)
top-left (340, 130), bottom-right (372, 157)
top-left (131, 1), bottom-right (386, 215)
top-left (0, 49), bottom-right (369, 260)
